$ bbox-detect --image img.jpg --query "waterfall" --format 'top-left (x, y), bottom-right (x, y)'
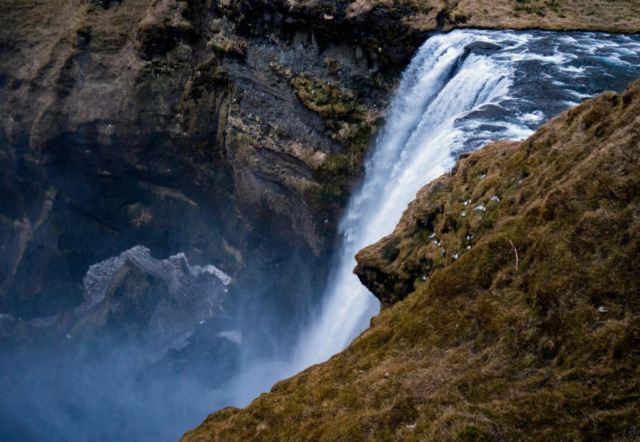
top-left (293, 29), bottom-right (640, 369)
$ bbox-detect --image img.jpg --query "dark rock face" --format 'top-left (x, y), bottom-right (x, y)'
top-left (354, 236), bottom-right (415, 308)
top-left (0, 0), bottom-right (411, 358)
top-left (213, 0), bottom-right (424, 65)
top-left (464, 41), bottom-right (502, 55)
top-left (0, 5), bottom-right (410, 438)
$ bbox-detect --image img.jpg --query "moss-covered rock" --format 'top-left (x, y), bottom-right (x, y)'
top-left (292, 76), bottom-right (358, 118)
top-left (207, 30), bottom-right (247, 56)
top-left (181, 80), bottom-right (640, 442)
top-left (136, 0), bottom-right (197, 59)
top-left (289, 73), bottom-right (385, 167)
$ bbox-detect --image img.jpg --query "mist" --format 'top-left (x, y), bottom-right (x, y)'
top-left (3, 29), bottom-right (640, 442)
top-left (0, 241), bottom-right (322, 441)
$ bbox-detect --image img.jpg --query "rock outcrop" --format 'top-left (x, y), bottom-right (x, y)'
top-left (181, 80), bottom-right (640, 441)
top-left (0, 0), bottom-right (399, 346)
top-left (2, 245), bottom-right (238, 380)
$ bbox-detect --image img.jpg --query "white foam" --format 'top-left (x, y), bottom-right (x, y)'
top-left (294, 30), bottom-right (528, 369)
top-left (217, 330), bottom-right (243, 344)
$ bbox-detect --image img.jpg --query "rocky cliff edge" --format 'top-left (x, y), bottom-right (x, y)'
top-left (182, 78), bottom-right (640, 442)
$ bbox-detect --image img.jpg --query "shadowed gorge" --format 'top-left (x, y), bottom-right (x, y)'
top-left (2, 0), bottom-right (640, 441)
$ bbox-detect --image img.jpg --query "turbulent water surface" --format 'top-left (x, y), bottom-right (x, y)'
top-left (294, 30), bottom-right (640, 369)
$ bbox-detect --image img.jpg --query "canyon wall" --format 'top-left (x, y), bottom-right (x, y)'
top-left (2, 1), bottom-right (640, 438)
top-left (3, 0), bottom-right (640, 341)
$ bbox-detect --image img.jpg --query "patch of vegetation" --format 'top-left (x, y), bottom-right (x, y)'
top-left (318, 153), bottom-right (349, 174)
top-left (182, 80), bottom-right (640, 442)
top-left (514, 0), bottom-right (546, 17)
top-left (177, 56), bottom-right (229, 135)
top-left (289, 73), bottom-right (384, 171)
top-left (301, 182), bottom-right (348, 212)
top-left (324, 58), bottom-right (343, 75)
top-left (291, 75), bottom-right (360, 120)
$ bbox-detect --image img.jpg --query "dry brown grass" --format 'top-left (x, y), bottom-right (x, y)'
top-left (181, 81), bottom-right (640, 441)
top-left (0, 0), bottom-right (153, 147)
top-left (399, 0), bottom-right (640, 33)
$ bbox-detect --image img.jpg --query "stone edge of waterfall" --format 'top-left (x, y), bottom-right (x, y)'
top-left (180, 78), bottom-right (640, 442)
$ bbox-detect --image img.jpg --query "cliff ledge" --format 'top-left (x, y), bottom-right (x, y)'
top-left (182, 79), bottom-right (640, 441)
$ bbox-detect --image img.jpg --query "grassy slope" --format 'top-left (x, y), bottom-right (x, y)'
top-left (397, 0), bottom-right (640, 33)
top-left (181, 81), bottom-right (640, 441)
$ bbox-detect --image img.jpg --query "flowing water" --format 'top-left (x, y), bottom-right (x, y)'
top-left (3, 30), bottom-right (640, 442)
top-left (294, 30), bottom-right (640, 369)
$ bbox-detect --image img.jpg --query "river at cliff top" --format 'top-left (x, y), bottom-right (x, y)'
top-left (2, 30), bottom-right (640, 442)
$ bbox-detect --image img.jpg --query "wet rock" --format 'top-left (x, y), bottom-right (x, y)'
top-left (76, 26), bottom-right (92, 47)
top-left (3, 244), bottom-right (236, 368)
top-left (464, 41), bottom-right (502, 56)
top-left (354, 237), bottom-right (415, 308)
top-left (72, 246), bottom-right (232, 359)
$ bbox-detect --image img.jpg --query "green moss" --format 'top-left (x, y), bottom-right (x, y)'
top-left (324, 58), bottom-right (343, 75)
top-left (458, 426), bottom-right (494, 441)
top-left (289, 74), bottom-right (383, 172)
top-left (319, 153), bottom-right (349, 173)
top-left (302, 182), bottom-right (348, 211)
top-left (182, 81), bottom-right (640, 442)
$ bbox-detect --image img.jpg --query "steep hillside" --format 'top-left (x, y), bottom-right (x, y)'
top-left (181, 80), bottom-right (640, 441)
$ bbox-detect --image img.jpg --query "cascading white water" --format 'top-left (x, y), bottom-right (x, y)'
top-left (293, 29), bottom-right (640, 369)
top-left (294, 31), bottom-right (514, 368)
